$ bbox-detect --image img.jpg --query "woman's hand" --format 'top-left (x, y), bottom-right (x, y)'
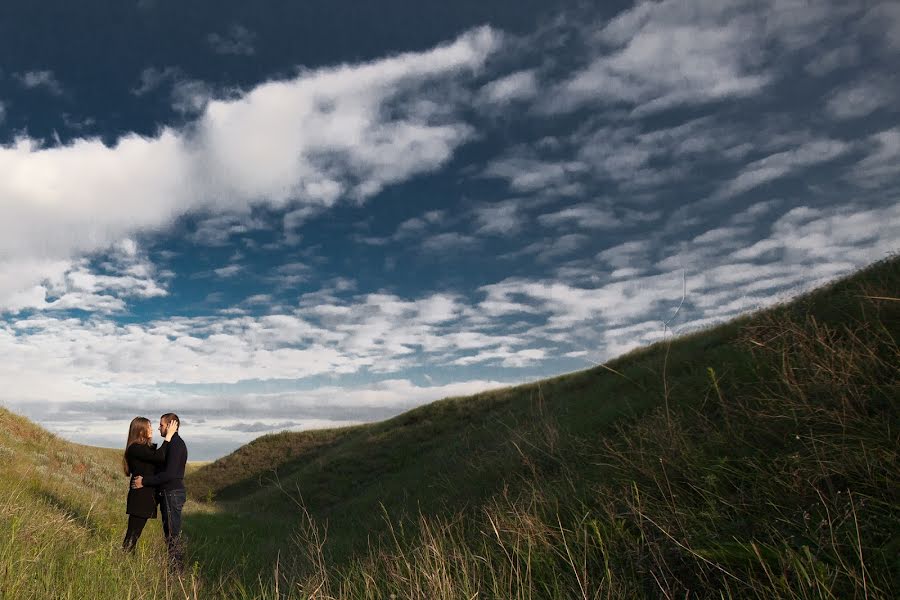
top-left (165, 421), bottom-right (179, 442)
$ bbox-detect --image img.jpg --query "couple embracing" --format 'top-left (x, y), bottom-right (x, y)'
top-left (121, 413), bottom-right (188, 572)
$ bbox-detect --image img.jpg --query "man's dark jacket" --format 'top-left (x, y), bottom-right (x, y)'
top-left (125, 442), bottom-right (167, 518)
top-left (141, 432), bottom-right (187, 492)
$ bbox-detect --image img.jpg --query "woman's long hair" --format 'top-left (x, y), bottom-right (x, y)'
top-left (123, 417), bottom-right (153, 476)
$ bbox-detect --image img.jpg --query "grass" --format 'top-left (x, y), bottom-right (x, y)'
top-left (0, 255), bottom-right (897, 598)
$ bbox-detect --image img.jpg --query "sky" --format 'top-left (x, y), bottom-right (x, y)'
top-left (1, 0), bottom-right (898, 459)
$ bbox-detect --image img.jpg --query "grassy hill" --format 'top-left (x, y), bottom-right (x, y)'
top-left (0, 256), bottom-right (896, 598)
top-left (184, 256), bottom-right (899, 598)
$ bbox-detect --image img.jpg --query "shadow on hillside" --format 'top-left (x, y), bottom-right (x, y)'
top-left (183, 506), bottom-right (292, 585)
top-left (33, 487), bottom-right (105, 536)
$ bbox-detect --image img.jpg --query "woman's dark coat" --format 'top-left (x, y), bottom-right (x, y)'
top-left (125, 442), bottom-right (167, 518)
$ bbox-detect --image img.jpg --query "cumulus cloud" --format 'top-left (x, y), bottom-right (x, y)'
top-left (0, 26), bottom-right (499, 312)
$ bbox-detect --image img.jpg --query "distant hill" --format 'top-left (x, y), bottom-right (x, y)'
top-left (186, 255), bottom-right (900, 598)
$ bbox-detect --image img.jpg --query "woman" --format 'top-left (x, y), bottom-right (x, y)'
top-left (122, 416), bottom-right (177, 552)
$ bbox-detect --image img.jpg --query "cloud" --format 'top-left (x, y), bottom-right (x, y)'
top-left (452, 347), bottom-right (546, 367)
top-left (189, 213), bottom-right (268, 246)
top-left (221, 420), bottom-right (302, 432)
top-left (473, 199), bottom-right (528, 235)
top-left (1, 26), bottom-right (499, 312)
top-left (544, 0), bottom-right (771, 114)
top-left (805, 43), bottom-right (860, 76)
top-left (597, 240), bottom-right (653, 270)
top-left (825, 77), bottom-right (896, 120)
top-left (170, 79), bottom-right (214, 114)
top-left (0, 240), bottom-right (167, 314)
top-left (861, 2), bottom-right (900, 51)
top-left (716, 138), bottom-right (850, 199)
top-left (207, 24), bottom-right (257, 56)
top-left (483, 155), bottom-right (587, 193)
top-left (131, 67), bottom-right (217, 114)
top-left (213, 264), bottom-right (243, 278)
top-left (478, 69), bottom-right (538, 105)
top-left (131, 67), bottom-right (182, 96)
top-left (15, 70), bottom-right (64, 95)
top-left (849, 127), bottom-right (900, 188)
top-left (537, 203), bottom-right (621, 229)
top-left (422, 232), bottom-right (480, 253)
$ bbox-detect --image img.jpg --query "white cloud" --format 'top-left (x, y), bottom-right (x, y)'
top-left (545, 0), bottom-right (770, 114)
top-left (483, 156), bottom-right (587, 193)
top-left (850, 127), bottom-right (900, 188)
top-left (213, 264), bottom-right (243, 278)
top-left (473, 199), bottom-right (528, 235)
top-left (597, 240), bottom-right (653, 269)
top-left (716, 138), bottom-right (850, 199)
top-left (189, 213), bottom-right (268, 246)
top-left (478, 69), bottom-right (538, 105)
top-left (538, 204), bottom-right (621, 229)
top-left (452, 347), bottom-right (546, 367)
top-left (15, 70), bottom-right (64, 95)
top-left (0, 241), bottom-right (167, 314)
top-left (0, 26), bottom-right (499, 312)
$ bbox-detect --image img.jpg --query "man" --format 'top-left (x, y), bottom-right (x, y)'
top-left (133, 413), bottom-right (188, 572)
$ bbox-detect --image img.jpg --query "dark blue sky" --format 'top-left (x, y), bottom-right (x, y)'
top-left (1, 0), bottom-right (898, 458)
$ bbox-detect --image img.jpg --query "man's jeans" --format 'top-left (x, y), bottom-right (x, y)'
top-left (159, 489), bottom-right (186, 572)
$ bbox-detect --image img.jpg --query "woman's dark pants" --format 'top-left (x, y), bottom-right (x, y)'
top-left (122, 515), bottom-right (148, 552)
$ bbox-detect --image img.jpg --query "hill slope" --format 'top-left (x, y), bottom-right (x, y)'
top-left (186, 256), bottom-right (900, 598)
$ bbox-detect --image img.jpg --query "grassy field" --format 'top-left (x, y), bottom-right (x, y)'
top-left (0, 255), bottom-right (897, 598)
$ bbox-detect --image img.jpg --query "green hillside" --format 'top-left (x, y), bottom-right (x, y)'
top-left (185, 255), bottom-right (900, 598)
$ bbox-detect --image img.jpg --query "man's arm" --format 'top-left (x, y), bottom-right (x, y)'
top-left (140, 440), bottom-right (184, 486)
top-left (127, 442), bottom-right (168, 464)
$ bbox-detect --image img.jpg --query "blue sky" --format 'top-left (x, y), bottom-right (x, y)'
top-left (1, 0), bottom-right (898, 459)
